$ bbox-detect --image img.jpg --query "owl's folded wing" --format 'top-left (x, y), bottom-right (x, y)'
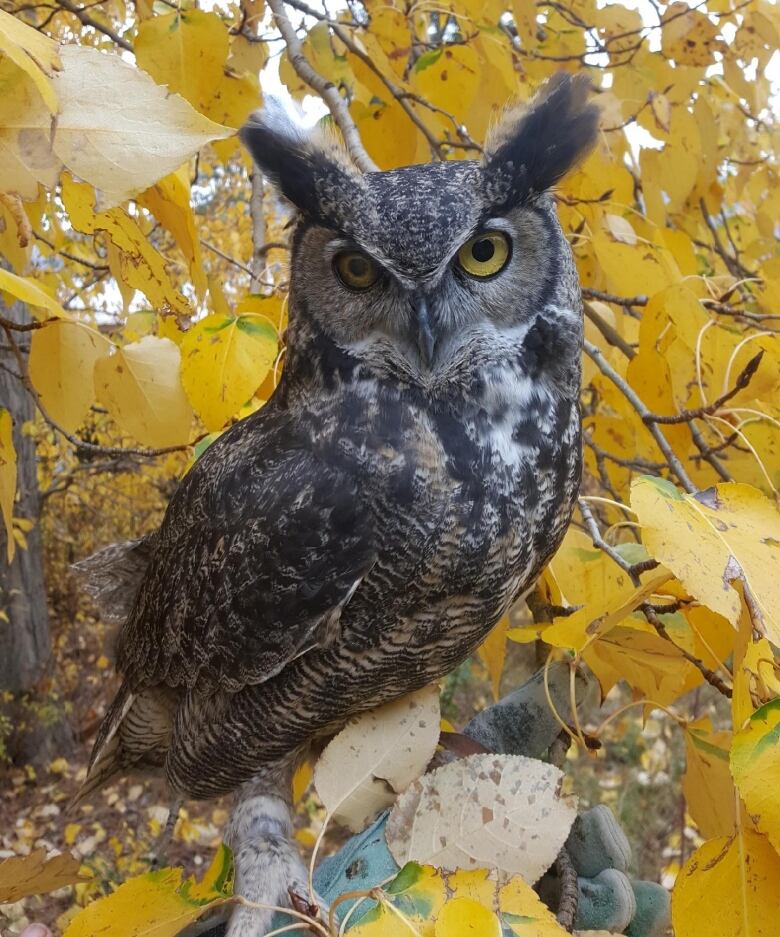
top-left (114, 427), bottom-right (376, 695)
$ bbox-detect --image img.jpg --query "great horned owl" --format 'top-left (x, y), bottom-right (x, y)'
top-left (76, 73), bottom-right (598, 936)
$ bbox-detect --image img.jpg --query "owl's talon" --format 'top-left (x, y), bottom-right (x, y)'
top-left (288, 886), bottom-right (321, 920)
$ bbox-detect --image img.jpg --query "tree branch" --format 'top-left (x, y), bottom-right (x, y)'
top-left (56, 0), bottom-right (133, 51)
top-left (643, 351), bottom-right (763, 425)
top-left (1, 323), bottom-right (195, 459)
top-left (267, 0), bottom-right (377, 172)
top-left (582, 339), bottom-right (696, 493)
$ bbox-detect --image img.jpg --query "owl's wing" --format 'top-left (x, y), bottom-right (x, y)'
top-left (115, 408), bottom-right (376, 694)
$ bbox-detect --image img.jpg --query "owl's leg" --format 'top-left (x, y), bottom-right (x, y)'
top-left (224, 774), bottom-right (325, 937)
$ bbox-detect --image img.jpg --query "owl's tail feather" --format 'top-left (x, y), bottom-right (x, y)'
top-left (71, 535), bottom-right (156, 626)
top-left (68, 682), bottom-right (136, 811)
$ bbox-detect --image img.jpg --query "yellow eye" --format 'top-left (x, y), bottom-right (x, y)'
top-left (334, 251), bottom-right (379, 291)
top-left (457, 231), bottom-right (511, 278)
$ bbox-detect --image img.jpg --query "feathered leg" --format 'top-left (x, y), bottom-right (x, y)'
top-left (225, 771), bottom-right (324, 937)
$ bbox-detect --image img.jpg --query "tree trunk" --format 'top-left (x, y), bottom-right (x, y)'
top-left (0, 278), bottom-right (51, 691)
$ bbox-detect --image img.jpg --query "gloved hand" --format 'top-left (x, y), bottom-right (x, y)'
top-left (307, 662), bottom-right (670, 937)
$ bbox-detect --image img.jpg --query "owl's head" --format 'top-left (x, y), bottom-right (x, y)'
top-left (241, 73), bottom-right (598, 387)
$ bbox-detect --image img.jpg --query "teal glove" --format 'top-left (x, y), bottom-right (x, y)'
top-left (308, 663), bottom-right (670, 937)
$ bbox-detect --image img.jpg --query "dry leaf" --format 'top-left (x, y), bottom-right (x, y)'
top-left (0, 7), bottom-right (61, 111)
top-left (603, 214), bottom-right (638, 246)
top-left (314, 685), bottom-right (440, 833)
top-left (51, 45), bottom-right (232, 208)
top-left (386, 754), bottom-right (577, 882)
top-left (0, 848), bottom-right (86, 904)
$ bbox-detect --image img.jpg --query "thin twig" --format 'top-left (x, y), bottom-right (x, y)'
top-left (56, 0), bottom-right (133, 50)
top-left (0, 313), bottom-right (52, 332)
top-left (33, 230), bottom-right (110, 271)
top-left (583, 339), bottom-right (696, 493)
top-left (201, 239), bottom-right (255, 277)
top-left (642, 604), bottom-right (732, 697)
top-left (1, 323), bottom-right (194, 459)
top-left (643, 351), bottom-right (763, 425)
top-left (581, 286), bottom-right (648, 308)
top-left (583, 301), bottom-right (635, 359)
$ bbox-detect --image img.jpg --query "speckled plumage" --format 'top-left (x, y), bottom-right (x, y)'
top-left (78, 73), bottom-right (599, 936)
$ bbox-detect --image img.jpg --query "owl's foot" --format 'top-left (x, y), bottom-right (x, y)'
top-left (224, 788), bottom-right (327, 937)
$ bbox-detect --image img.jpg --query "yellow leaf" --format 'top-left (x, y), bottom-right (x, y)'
top-left (0, 7), bottom-right (61, 111)
top-left (477, 615), bottom-right (508, 701)
top-left (105, 240), bottom-right (135, 313)
top-left (61, 175), bottom-right (191, 319)
top-left (51, 45), bottom-right (231, 209)
top-left (94, 336), bottom-right (193, 448)
top-left (349, 863), bottom-right (446, 936)
top-left (683, 719), bottom-right (736, 839)
top-left (0, 267), bottom-right (65, 317)
top-left (62, 857), bottom-right (230, 937)
top-left (0, 408), bottom-right (16, 563)
top-left (731, 699), bottom-right (780, 852)
top-left (583, 621), bottom-right (704, 706)
top-left (543, 569), bottom-right (673, 653)
top-left (434, 897), bottom-right (501, 937)
top-left (652, 109), bottom-right (701, 213)
top-left (0, 60), bottom-right (57, 198)
top-left (592, 235), bottom-right (679, 299)
top-left (671, 830), bottom-right (780, 937)
top-left (626, 345), bottom-right (690, 460)
top-left (292, 760), bottom-right (312, 803)
top-left (499, 875), bottom-right (570, 935)
top-left (180, 314), bottom-right (278, 432)
top-left (28, 320), bottom-right (110, 433)
top-left (410, 45), bottom-right (480, 122)
top-left (631, 478), bottom-right (780, 642)
top-left (662, 2), bottom-right (723, 66)
top-left (649, 92), bottom-right (671, 134)
top-left (137, 167), bottom-right (207, 298)
top-left (205, 70), bottom-right (261, 160)
top-left (0, 848), bottom-right (87, 904)
top-left (0, 195), bottom-right (31, 271)
top-left (733, 636), bottom-right (780, 730)
top-left (135, 11), bottom-right (229, 115)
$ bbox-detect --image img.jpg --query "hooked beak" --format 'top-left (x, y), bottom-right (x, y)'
top-left (413, 294), bottom-right (435, 368)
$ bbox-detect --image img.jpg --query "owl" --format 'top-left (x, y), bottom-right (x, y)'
top-left (76, 73), bottom-right (598, 936)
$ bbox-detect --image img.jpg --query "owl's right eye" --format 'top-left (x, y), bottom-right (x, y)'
top-left (333, 251), bottom-right (380, 291)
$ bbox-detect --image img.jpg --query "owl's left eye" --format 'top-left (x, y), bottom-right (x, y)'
top-left (457, 231), bottom-right (511, 279)
top-left (333, 251), bottom-right (380, 291)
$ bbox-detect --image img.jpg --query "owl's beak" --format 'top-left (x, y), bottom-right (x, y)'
top-left (413, 295), bottom-right (435, 368)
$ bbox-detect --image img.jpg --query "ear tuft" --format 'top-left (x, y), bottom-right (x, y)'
top-left (483, 73), bottom-right (600, 210)
top-left (240, 100), bottom-right (364, 226)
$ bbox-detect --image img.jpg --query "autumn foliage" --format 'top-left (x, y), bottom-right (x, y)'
top-left (1, 0), bottom-right (779, 935)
